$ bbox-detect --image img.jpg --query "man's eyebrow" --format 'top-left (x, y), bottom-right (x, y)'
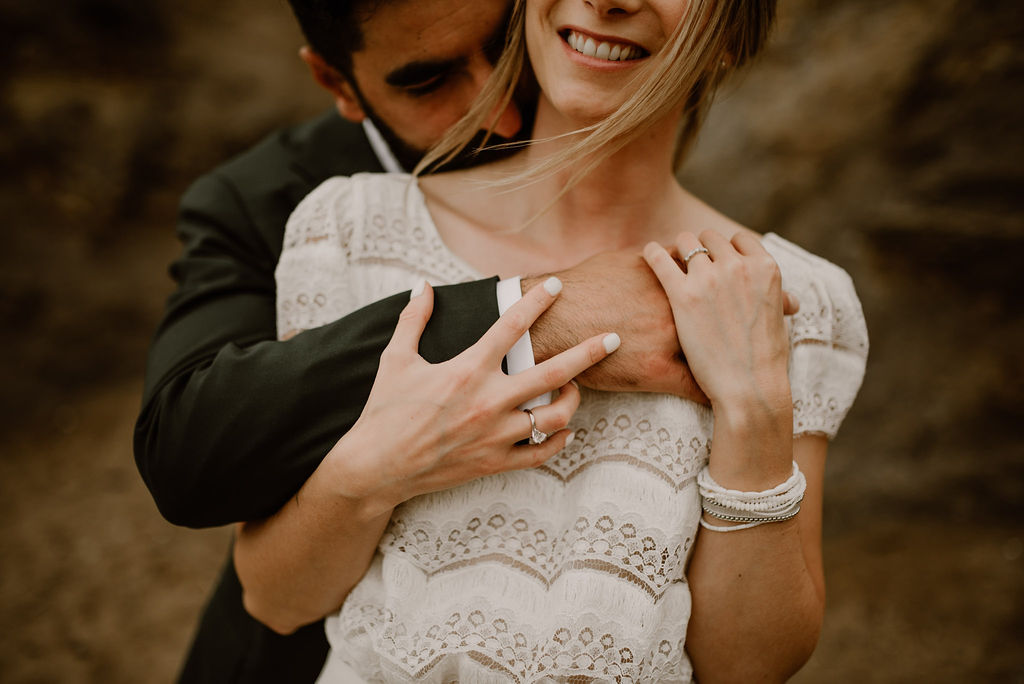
top-left (385, 57), bottom-right (467, 87)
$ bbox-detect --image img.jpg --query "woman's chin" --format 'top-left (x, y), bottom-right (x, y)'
top-left (545, 94), bottom-right (622, 129)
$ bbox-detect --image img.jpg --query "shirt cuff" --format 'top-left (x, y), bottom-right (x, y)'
top-left (496, 277), bottom-right (552, 409)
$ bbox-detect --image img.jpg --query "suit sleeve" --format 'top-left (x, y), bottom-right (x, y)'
top-left (134, 171), bottom-right (499, 528)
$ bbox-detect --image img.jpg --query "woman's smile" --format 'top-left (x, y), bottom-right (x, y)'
top-left (560, 27), bottom-right (650, 65)
top-left (526, 0), bottom-right (686, 124)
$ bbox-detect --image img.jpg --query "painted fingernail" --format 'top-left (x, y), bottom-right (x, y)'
top-left (603, 333), bottom-right (621, 354)
top-left (410, 279), bottom-right (427, 299)
top-left (543, 276), bottom-right (562, 296)
top-left (564, 431), bottom-right (576, 448)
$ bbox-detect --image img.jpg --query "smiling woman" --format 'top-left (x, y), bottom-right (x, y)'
top-left (233, 0), bottom-right (868, 680)
top-left (424, 0), bottom-right (774, 178)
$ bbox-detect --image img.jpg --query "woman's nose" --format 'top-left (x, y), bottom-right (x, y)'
top-left (585, 0), bottom-right (643, 16)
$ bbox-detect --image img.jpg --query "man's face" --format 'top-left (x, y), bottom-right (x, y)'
top-left (336, 0), bottom-right (523, 167)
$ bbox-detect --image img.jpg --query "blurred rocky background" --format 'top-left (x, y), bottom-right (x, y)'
top-left (0, 0), bottom-right (1020, 681)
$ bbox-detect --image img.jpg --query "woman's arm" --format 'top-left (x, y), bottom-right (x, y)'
top-left (135, 164), bottom-right (506, 528)
top-left (234, 280), bottom-right (622, 634)
top-left (684, 435), bottom-right (826, 683)
top-left (644, 230), bottom-right (824, 682)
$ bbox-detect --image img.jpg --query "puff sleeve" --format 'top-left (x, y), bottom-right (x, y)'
top-left (764, 235), bottom-right (869, 439)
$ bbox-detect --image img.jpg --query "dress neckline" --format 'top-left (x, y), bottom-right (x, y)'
top-left (401, 173), bottom-right (487, 282)
top-left (382, 171), bottom-right (789, 278)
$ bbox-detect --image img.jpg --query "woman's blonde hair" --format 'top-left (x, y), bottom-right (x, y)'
top-left (415, 0), bottom-right (776, 189)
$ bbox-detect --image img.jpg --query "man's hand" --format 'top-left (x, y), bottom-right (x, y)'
top-left (524, 248), bottom-right (799, 404)
top-left (524, 250), bottom-right (706, 401)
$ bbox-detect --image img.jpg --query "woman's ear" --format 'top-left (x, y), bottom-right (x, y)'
top-left (299, 46), bottom-right (366, 123)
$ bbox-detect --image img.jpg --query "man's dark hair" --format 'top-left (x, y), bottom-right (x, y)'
top-left (287, 0), bottom-right (385, 77)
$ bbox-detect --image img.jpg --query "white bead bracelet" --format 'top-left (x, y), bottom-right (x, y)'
top-left (697, 461), bottom-right (806, 533)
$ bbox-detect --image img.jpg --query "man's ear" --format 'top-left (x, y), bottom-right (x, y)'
top-left (300, 46), bottom-right (366, 123)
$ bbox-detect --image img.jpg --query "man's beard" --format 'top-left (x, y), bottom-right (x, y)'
top-left (362, 100), bottom-right (535, 174)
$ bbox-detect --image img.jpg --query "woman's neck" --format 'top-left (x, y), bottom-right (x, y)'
top-left (418, 97), bottom-right (741, 277)
top-left (509, 97), bottom-right (686, 251)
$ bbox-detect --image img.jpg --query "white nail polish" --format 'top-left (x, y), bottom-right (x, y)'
top-left (603, 333), bottom-right (621, 354)
top-left (564, 432), bottom-right (575, 448)
top-left (410, 279), bottom-right (426, 299)
top-left (543, 276), bottom-right (562, 296)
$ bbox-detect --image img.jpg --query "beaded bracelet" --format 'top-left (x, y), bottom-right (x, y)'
top-left (697, 461), bottom-right (806, 533)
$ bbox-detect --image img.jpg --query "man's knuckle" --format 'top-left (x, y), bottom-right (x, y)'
top-left (599, 355), bottom-right (631, 385)
top-left (646, 352), bottom-right (672, 378)
top-left (658, 317), bottom-right (679, 342)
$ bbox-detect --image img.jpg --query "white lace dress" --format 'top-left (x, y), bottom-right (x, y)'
top-left (276, 173), bottom-right (869, 683)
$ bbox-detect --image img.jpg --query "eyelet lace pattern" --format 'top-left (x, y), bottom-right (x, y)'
top-left (277, 174), bottom-right (869, 682)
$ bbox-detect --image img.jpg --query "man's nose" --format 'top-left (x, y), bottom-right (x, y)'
top-left (484, 98), bottom-right (522, 139)
top-left (468, 54), bottom-right (522, 139)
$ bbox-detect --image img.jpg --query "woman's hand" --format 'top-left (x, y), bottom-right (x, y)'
top-left (643, 230), bottom-right (793, 488)
top-left (329, 276), bottom-right (621, 517)
top-left (643, 230), bottom-right (791, 412)
top-left (235, 276), bottom-right (619, 634)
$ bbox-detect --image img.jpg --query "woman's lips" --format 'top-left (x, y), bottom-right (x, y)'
top-left (561, 29), bottom-right (648, 62)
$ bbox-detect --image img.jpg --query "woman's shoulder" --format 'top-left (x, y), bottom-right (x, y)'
top-left (760, 233), bottom-right (867, 353)
top-left (283, 172), bottom-right (419, 250)
top-left (693, 206), bottom-right (866, 354)
top-left (761, 232), bottom-right (853, 282)
top-left (299, 171), bottom-right (416, 211)
top-left (759, 234), bottom-right (869, 438)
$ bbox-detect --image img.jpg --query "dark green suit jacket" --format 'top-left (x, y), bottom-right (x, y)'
top-left (134, 111), bottom-right (500, 682)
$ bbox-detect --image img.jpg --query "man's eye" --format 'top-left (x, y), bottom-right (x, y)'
top-left (405, 75), bottom-right (446, 97)
top-left (483, 34), bottom-right (504, 66)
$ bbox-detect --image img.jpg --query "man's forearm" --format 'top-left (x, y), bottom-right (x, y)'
top-left (521, 248), bottom-right (796, 401)
top-left (518, 251), bottom-right (702, 399)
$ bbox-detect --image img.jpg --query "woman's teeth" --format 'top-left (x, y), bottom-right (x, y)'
top-left (566, 30), bottom-right (643, 61)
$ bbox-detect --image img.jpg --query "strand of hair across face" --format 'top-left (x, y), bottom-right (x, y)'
top-left (416, 0), bottom-right (732, 192)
